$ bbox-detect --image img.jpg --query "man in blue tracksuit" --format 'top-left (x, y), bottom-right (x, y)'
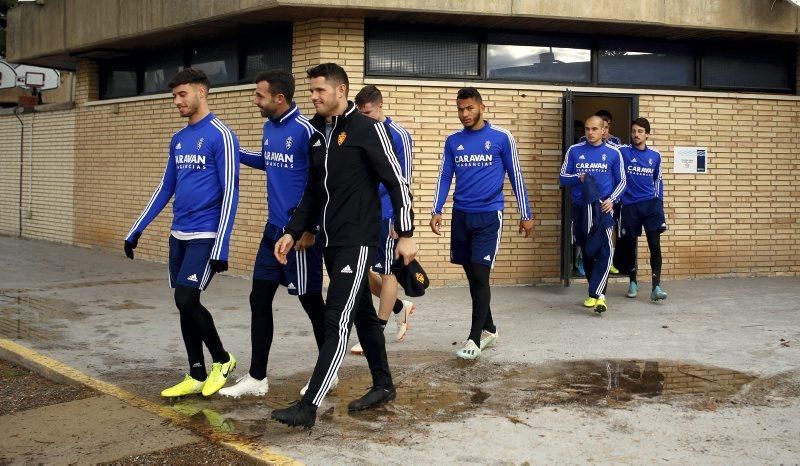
top-left (352, 85), bottom-right (415, 353)
top-left (219, 70), bottom-right (328, 399)
top-left (560, 115), bottom-right (626, 314)
top-left (431, 87), bottom-right (533, 360)
top-left (124, 68), bottom-right (239, 397)
top-left (618, 117), bottom-right (668, 302)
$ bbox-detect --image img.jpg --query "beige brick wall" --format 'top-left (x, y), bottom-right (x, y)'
top-left (0, 110), bottom-right (75, 242)
top-left (0, 116), bottom-right (23, 236)
top-left (1, 18), bottom-right (799, 287)
top-left (638, 95), bottom-right (800, 279)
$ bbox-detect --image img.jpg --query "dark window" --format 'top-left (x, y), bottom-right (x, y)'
top-left (143, 49), bottom-right (183, 94)
top-left (190, 41), bottom-right (238, 86)
top-left (598, 40), bottom-right (695, 87)
top-left (97, 23), bottom-right (292, 99)
top-left (241, 25), bottom-right (293, 81)
top-left (367, 25), bottom-right (479, 78)
top-left (99, 60), bottom-right (137, 99)
top-left (701, 47), bottom-right (794, 92)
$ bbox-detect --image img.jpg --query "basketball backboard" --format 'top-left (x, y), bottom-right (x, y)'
top-left (12, 65), bottom-right (60, 91)
top-left (0, 61), bottom-right (18, 90)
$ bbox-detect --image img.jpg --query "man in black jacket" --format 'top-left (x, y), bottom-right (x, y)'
top-left (270, 63), bottom-right (417, 428)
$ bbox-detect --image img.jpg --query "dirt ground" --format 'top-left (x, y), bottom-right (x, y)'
top-left (0, 358), bottom-right (257, 465)
top-left (0, 358), bottom-right (97, 415)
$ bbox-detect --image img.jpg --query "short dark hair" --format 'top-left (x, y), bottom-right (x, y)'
top-left (168, 68), bottom-right (210, 90)
top-left (307, 63), bottom-right (349, 93)
top-left (254, 69), bottom-right (295, 102)
top-left (632, 117), bottom-right (651, 134)
top-left (457, 87), bottom-right (482, 103)
top-left (595, 109), bottom-right (613, 122)
top-left (354, 85), bottom-right (383, 107)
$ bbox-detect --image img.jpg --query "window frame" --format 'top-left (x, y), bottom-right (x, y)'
top-left (96, 22), bottom-right (293, 100)
top-left (363, 20), bottom-right (798, 95)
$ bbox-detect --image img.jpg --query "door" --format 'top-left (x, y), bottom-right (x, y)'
top-left (559, 92), bottom-right (638, 286)
top-left (560, 90), bottom-right (574, 286)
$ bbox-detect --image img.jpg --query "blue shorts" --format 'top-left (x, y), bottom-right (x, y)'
top-left (372, 218), bottom-right (396, 275)
top-left (253, 223), bottom-right (323, 296)
top-left (168, 236), bottom-right (216, 290)
top-left (450, 210), bottom-right (503, 268)
top-left (620, 198), bottom-right (666, 238)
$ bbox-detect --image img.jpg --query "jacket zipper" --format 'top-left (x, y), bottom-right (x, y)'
top-left (318, 115), bottom-right (337, 247)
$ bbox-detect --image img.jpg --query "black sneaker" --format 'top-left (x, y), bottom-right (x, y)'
top-left (347, 386), bottom-right (396, 412)
top-left (271, 400), bottom-right (317, 428)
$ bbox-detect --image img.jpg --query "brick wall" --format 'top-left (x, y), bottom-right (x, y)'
top-left (0, 115), bottom-right (23, 236)
top-left (638, 94), bottom-right (800, 278)
top-left (0, 110), bottom-right (75, 242)
top-left (1, 19), bottom-right (799, 287)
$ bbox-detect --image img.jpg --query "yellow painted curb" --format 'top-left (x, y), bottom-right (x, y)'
top-left (0, 338), bottom-right (301, 466)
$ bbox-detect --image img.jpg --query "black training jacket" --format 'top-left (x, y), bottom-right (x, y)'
top-left (285, 101), bottom-right (414, 247)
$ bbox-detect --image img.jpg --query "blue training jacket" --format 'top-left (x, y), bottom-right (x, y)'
top-left (126, 112), bottom-right (240, 261)
top-left (239, 103), bottom-right (315, 229)
top-left (618, 144), bottom-right (663, 205)
top-left (559, 140), bottom-right (626, 205)
top-left (433, 122), bottom-right (532, 219)
top-left (379, 116), bottom-right (413, 220)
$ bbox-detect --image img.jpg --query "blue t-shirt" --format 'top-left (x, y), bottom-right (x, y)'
top-left (379, 116), bottom-right (413, 220)
top-left (239, 103), bottom-right (314, 229)
top-left (619, 144), bottom-right (663, 205)
top-left (126, 112), bottom-right (240, 261)
top-left (559, 140), bottom-right (626, 205)
top-left (433, 122), bottom-right (532, 219)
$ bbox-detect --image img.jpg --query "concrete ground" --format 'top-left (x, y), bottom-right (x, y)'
top-left (1, 235), bottom-right (798, 464)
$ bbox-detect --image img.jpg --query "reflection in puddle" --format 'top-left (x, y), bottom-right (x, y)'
top-left (104, 300), bottom-right (156, 311)
top-left (0, 294), bottom-right (83, 341)
top-left (163, 352), bottom-right (772, 443)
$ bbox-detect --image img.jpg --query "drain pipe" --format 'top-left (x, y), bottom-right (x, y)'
top-left (13, 106), bottom-right (24, 238)
top-left (28, 112), bottom-right (35, 219)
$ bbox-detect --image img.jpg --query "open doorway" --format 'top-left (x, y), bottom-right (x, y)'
top-left (560, 91), bottom-right (638, 286)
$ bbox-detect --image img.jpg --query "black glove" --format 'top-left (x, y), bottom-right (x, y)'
top-left (124, 232), bottom-right (141, 260)
top-left (210, 259), bottom-right (228, 273)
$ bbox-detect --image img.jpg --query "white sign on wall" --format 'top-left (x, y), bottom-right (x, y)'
top-left (673, 147), bottom-right (708, 174)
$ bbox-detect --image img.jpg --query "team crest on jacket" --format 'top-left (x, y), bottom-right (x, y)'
top-left (338, 132), bottom-right (347, 146)
top-left (196, 138), bottom-right (204, 150)
top-left (602, 153), bottom-right (607, 161)
top-left (484, 140), bottom-right (491, 151)
top-left (286, 136), bottom-right (293, 150)
top-left (648, 158), bottom-right (653, 165)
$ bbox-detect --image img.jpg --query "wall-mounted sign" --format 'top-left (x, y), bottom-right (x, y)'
top-left (673, 147), bottom-right (707, 174)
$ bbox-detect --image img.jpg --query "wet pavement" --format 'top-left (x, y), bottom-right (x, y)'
top-left (1, 236), bottom-right (799, 463)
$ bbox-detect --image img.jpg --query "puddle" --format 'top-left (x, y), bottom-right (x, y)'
top-left (104, 300), bottom-right (156, 311)
top-left (0, 293), bottom-right (84, 341)
top-left (0, 277), bottom-right (162, 294)
top-left (147, 352), bottom-right (791, 444)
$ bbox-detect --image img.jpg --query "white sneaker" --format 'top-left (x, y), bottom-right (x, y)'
top-left (395, 299), bottom-right (415, 341)
top-left (455, 340), bottom-right (481, 360)
top-left (479, 330), bottom-right (498, 350)
top-left (299, 375), bottom-right (339, 396)
top-left (218, 374), bottom-right (268, 398)
top-left (351, 343), bottom-right (364, 355)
